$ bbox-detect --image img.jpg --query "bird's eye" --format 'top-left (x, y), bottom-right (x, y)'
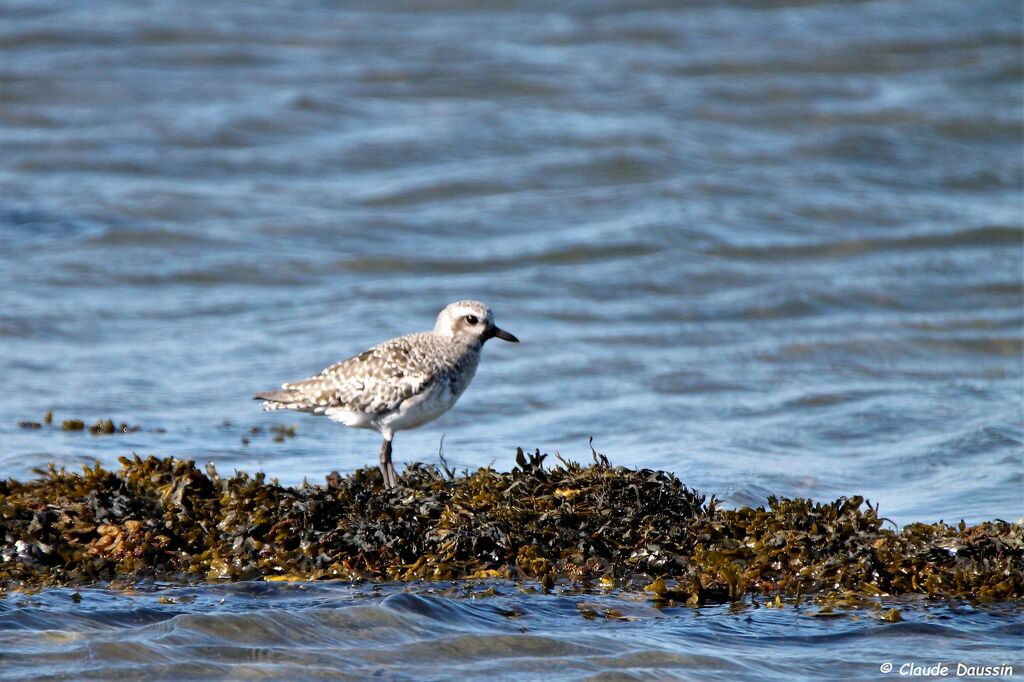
top-left (464, 315), bottom-right (479, 325)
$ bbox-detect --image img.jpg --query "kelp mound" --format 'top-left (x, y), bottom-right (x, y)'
top-left (1, 450), bottom-right (1021, 602)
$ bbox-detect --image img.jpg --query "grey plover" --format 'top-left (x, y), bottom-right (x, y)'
top-left (255, 300), bottom-right (518, 488)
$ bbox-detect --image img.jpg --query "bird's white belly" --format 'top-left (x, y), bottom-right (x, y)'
top-left (378, 382), bottom-right (457, 437)
top-left (323, 382), bottom-right (457, 438)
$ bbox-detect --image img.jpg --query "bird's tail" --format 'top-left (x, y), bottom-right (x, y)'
top-left (254, 389), bottom-right (299, 411)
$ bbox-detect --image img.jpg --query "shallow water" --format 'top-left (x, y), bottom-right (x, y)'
top-left (2, 582), bottom-right (1022, 681)
top-left (1, 0), bottom-right (1022, 678)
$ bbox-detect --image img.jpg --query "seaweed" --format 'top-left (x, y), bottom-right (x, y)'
top-left (19, 412), bottom-right (140, 435)
top-left (0, 449), bottom-right (1020, 603)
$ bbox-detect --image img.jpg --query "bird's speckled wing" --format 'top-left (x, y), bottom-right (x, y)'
top-left (257, 333), bottom-right (442, 415)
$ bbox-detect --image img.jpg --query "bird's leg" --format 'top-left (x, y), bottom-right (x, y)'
top-left (379, 437), bottom-right (398, 489)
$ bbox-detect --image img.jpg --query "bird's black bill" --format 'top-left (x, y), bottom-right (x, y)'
top-left (487, 326), bottom-right (519, 343)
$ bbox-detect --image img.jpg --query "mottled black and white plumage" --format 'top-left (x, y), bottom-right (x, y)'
top-left (255, 300), bottom-right (518, 488)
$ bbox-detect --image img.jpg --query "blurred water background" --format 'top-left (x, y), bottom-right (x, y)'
top-left (1, 0), bottom-right (1022, 679)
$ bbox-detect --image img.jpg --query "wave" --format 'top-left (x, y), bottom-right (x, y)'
top-left (709, 225), bottom-right (1023, 261)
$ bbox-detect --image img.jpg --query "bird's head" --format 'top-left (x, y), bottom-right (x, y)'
top-left (434, 300), bottom-right (519, 347)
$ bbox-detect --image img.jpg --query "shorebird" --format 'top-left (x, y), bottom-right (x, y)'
top-left (255, 300), bottom-right (518, 488)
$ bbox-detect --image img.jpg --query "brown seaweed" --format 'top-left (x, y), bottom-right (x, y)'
top-left (0, 449), bottom-right (1020, 603)
top-left (20, 412), bottom-right (140, 435)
